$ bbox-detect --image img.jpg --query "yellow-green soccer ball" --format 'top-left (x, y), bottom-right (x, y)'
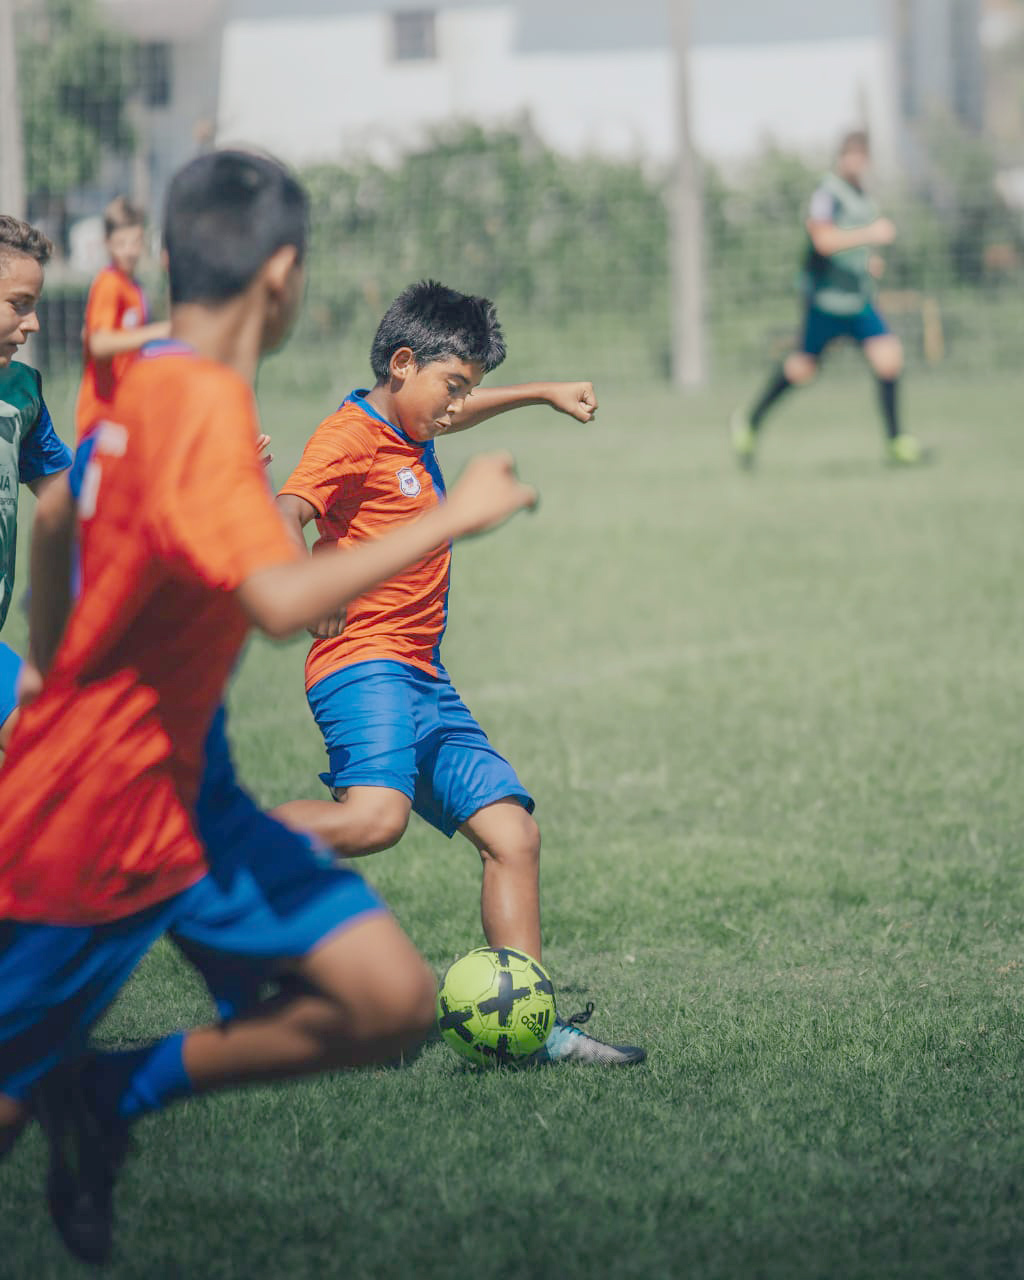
top-left (437, 947), bottom-right (556, 1065)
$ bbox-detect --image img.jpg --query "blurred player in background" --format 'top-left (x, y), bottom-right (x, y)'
top-left (0, 151), bottom-right (536, 1266)
top-left (732, 130), bottom-right (924, 467)
top-left (75, 196), bottom-right (170, 438)
top-left (0, 216), bottom-right (73, 758)
top-left (274, 281), bottom-right (646, 1068)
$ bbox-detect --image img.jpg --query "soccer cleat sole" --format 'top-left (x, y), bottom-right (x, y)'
top-left (560, 1040), bottom-right (647, 1066)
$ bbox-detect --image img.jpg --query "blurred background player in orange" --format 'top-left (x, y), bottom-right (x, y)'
top-left (75, 196), bottom-right (170, 437)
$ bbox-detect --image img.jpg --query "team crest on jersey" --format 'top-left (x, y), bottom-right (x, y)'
top-left (122, 308), bottom-right (140, 328)
top-left (396, 467), bottom-right (421, 497)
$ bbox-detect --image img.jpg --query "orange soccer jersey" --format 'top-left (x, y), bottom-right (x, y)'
top-left (76, 266), bottom-right (150, 438)
top-left (0, 343), bottom-right (299, 926)
top-left (280, 391), bottom-right (452, 691)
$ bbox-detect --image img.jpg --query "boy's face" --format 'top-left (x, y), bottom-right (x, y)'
top-left (107, 224), bottom-right (145, 275)
top-left (390, 353), bottom-right (483, 441)
top-left (838, 143), bottom-right (870, 185)
top-left (0, 253), bottom-right (44, 369)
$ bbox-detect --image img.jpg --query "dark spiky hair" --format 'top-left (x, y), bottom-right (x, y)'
top-left (370, 280), bottom-right (506, 380)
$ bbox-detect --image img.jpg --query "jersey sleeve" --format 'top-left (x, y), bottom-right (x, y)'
top-left (84, 270), bottom-right (121, 336)
top-left (278, 414), bottom-right (378, 516)
top-left (150, 375), bottom-right (300, 590)
top-left (19, 373), bottom-right (72, 485)
top-left (808, 186), bottom-right (838, 223)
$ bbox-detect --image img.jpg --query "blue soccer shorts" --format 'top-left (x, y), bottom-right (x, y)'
top-left (0, 707), bottom-right (385, 1101)
top-left (800, 302), bottom-right (890, 357)
top-left (308, 660), bottom-right (534, 838)
top-left (0, 641), bottom-right (23, 730)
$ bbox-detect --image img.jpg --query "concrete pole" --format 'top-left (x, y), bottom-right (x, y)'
top-left (669, 0), bottom-right (708, 390)
top-left (0, 0), bottom-right (27, 219)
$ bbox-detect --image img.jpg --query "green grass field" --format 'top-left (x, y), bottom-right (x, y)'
top-left (3, 361), bottom-right (1024, 1279)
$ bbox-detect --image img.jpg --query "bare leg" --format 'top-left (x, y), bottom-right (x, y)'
top-left (180, 911), bottom-right (436, 1094)
top-left (863, 333), bottom-right (904, 382)
top-left (273, 785), bottom-right (411, 858)
top-left (460, 799), bottom-right (542, 959)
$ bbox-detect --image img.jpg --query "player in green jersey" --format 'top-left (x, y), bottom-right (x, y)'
top-left (732, 130), bottom-right (924, 468)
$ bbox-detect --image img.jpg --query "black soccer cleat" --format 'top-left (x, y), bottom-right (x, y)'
top-left (32, 1057), bottom-right (133, 1266)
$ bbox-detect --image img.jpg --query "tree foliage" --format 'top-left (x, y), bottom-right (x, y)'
top-left (301, 121), bottom-right (669, 338)
top-left (19, 0), bottom-right (136, 203)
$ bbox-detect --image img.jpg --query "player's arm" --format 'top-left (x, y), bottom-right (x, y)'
top-left (444, 381), bottom-right (598, 433)
top-left (27, 468), bottom-right (68, 501)
top-left (26, 471), bottom-right (76, 675)
top-left (276, 492), bottom-right (345, 637)
top-left (806, 217), bottom-right (896, 257)
top-left (87, 320), bottom-right (171, 360)
top-left (275, 492), bottom-right (316, 555)
top-left (240, 452), bottom-right (536, 638)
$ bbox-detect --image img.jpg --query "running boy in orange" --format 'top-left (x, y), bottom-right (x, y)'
top-left (275, 281), bottom-right (646, 1066)
top-left (0, 152), bottom-right (536, 1266)
top-left (75, 196), bottom-right (170, 437)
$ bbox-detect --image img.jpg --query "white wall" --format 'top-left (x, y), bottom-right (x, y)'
top-left (692, 39), bottom-right (898, 172)
top-left (216, 5), bottom-right (896, 168)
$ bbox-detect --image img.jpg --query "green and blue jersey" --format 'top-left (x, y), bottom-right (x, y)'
top-left (802, 172), bottom-right (880, 317)
top-left (0, 360), bottom-right (73, 630)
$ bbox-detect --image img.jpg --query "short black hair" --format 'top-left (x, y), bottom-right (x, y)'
top-left (164, 149), bottom-right (308, 305)
top-left (370, 280), bottom-right (506, 380)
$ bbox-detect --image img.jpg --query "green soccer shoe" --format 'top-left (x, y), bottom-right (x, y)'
top-left (731, 410), bottom-right (757, 469)
top-left (886, 434), bottom-right (925, 465)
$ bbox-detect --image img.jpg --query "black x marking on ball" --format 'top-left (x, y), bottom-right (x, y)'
top-left (438, 998), bottom-right (475, 1043)
top-left (530, 962), bottom-right (554, 996)
top-left (477, 971), bottom-right (530, 1026)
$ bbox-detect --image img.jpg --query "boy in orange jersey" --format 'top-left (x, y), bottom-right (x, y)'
top-left (75, 196), bottom-right (170, 437)
top-left (275, 281), bottom-right (646, 1067)
top-left (0, 152), bottom-right (536, 1266)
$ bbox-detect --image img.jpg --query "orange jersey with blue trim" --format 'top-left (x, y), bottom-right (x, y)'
top-left (76, 266), bottom-right (150, 439)
top-left (280, 391), bottom-right (450, 690)
top-left (0, 344), bottom-right (299, 925)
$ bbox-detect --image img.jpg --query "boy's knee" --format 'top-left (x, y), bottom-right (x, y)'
top-left (478, 810), bottom-right (541, 868)
top-left (394, 960), bottom-right (439, 1039)
top-left (354, 956), bottom-right (436, 1046)
top-left (784, 352), bottom-right (817, 385)
top-left (330, 787), bottom-right (410, 853)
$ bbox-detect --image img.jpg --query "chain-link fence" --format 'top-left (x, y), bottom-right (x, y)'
top-left (6, 0), bottom-right (1024, 388)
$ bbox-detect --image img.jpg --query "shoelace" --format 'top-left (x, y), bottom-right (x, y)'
top-left (565, 1001), bottom-right (595, 1028)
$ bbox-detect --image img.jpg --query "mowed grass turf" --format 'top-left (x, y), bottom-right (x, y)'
top-left (2, 360), bottom-right (1024, 1279)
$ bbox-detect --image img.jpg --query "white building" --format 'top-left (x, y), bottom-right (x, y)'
top-left (100, 0), bottom-right (984, 208)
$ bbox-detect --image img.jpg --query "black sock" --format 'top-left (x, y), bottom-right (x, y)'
top-left (877, 377), bottom-right (901, 440)
top-left (749, 367), bottom-right (793, 430)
